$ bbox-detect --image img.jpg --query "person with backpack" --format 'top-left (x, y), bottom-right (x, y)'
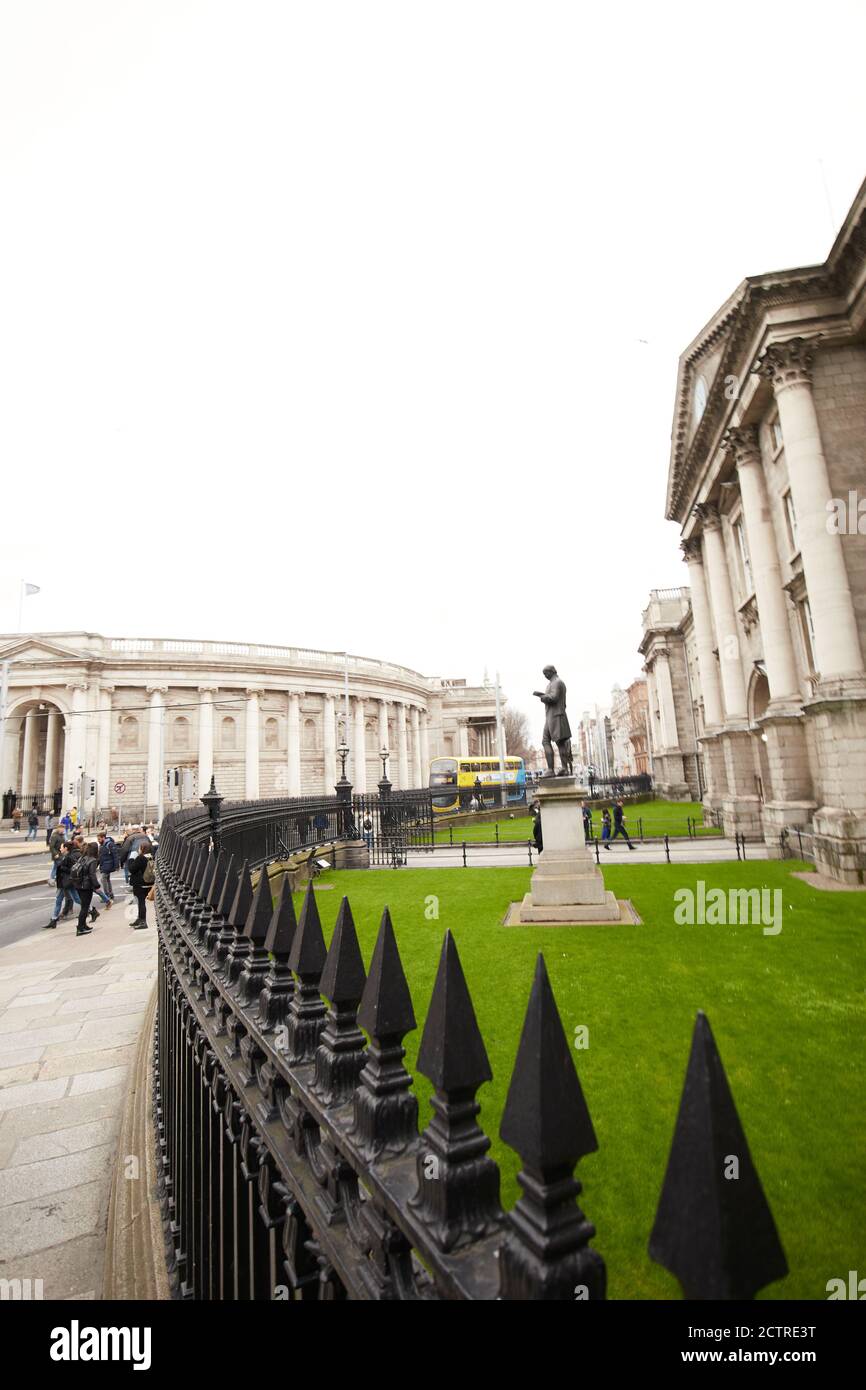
top-left (128, 846), bottom-right (154, 928)
top-left (96, 831), bottom-right (119, 901)
top-left (73, 842), bottom-right (111, 934)
top-left (26, 808), bottom-right (39, 841)
top-left (44, 841), bottom-right (81, 928)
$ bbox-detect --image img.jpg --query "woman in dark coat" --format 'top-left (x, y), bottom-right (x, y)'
top-left (128, 849), bottom-right (153, 929)
top-left (75, 843), bottom-right (107, 935)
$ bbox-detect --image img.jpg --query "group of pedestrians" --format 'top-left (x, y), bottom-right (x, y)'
top-left (531, 798), bottom-right (637, 854)
top-left (44, 819), bottom-right (157, 936)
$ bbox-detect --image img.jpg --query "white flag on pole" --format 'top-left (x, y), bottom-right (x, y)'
top-left (24, 583), bottom-right (40, 595)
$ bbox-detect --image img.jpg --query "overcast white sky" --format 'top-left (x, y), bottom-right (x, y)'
top-left (1, 1), bottom-right (865, 739)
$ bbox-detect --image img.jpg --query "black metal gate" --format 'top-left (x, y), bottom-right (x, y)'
top-left (353, 788), bottom-right (434, 865)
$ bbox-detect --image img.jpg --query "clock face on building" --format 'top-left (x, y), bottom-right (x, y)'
top-left (693, 375), bottom-right (708, 424)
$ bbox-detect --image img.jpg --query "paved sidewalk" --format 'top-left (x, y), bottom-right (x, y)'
top-left (0, 900), bottom-right (157, 1300)
top-left (406, 837), bottom-right (770, 869)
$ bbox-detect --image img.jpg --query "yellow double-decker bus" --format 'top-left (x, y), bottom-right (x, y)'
top-left (429, 755), bottom-right (527, 813)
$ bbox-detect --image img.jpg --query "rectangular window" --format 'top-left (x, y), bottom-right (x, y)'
top-left (799, 598), bottom-right (816, 672)
top-left (783, 490), bottom-right (800, 555)
top-left (770, 415), bottom-right (783, 456)
top-left (734, 518), bottom-right (753, 596)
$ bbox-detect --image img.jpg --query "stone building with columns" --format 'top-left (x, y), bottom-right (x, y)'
top-left (639, 588), bottom-right (702, 800)
top-left (0, 634), bottom-right (503, 822)
top-left (666, 174), bottom-right (866, 880)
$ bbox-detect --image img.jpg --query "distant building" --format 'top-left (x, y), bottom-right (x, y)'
top-left (639, 589), bottom-right (701, 800)
top-left (0, 632), bottom-right (505, 822)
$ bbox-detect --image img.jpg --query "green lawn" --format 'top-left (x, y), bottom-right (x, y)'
top-left (433, 798), bottom-right (720, 843)
top-left (290, 860), bottom-right (866, 1301)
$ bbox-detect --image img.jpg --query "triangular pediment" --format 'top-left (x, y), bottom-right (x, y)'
top-left (666, 282), bottom-right (748, 521)
top-left (0, 636), bottom-right (91, 664)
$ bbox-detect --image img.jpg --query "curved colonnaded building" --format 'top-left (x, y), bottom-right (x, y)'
top-left (0, 632), bottom-right (504, 820)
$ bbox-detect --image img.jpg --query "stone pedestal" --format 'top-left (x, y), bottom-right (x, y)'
top-left (517, 780), bottom-right (622, 924)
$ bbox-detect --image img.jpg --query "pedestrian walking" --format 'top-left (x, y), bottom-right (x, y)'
top-left (11, 806), bottom-right (22, 833)
top-left (26, 808), bottom-right (39, 840)
top-left (601, 807), bottom-right (612, 850)
top-left (97, 831), bottom-right (119, 901)
top-left (362, 813), bottom-right (374, 851)
top-left (72, 842), bottom-right (112, 934)
top-left (45, 812), bottom-right (56, 845)
top-left (61, 809), bottom-right (73, 837)
top-left (128, 846), bottom-right (154, 928)
top-left (44, 842), bottom-right (81, 928)
top-left (48, 822), bottom-right (65, 862)
top-left (582, 801), bottom-right (592, 842)
top-left (610, 799), bottom-right (636, 850)
top-left (532, 801), bottom-right (543, 853)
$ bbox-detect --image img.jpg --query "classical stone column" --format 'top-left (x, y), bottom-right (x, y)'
top-left (378, 699), bottom-right (390, 759)
top-left (245, 689), bottom-right (262, 799)
top-left (644, 668), bottom-right (660, 753)
top-left (694, 503), bottom-right (748, 721)
top-left (754, 339), bottom-right (864, 679)
top-left (1, 714), bottom-right (22, 794)
top-left (197, 686), bottom-right (217, 793)
top-left (419, 709), bottom-right (430, 778)
top-left (723, 427), bottom-right (801, 700)
top-left (63, 683), bottom-right (89, 806)
top-left (396, 704), bottom-right (409, 789)
top-left (145, 686), bottom-right (167, 812)
top-left (353, 697), bottom-right (367, 793)
top-left (21, 710), bottom-right (39, 795)
top-left (96, 686), bottom-right (114, 811)
top-left (457, 719), bottom-right (470, 759)
top-left (681, 538), bottom-right (725, 727)
top-left (654, 649), bottom-right (679, 750)
top-left (410, 706), bottom-right (423, 786)
top-left (43, 708), bottom-right (61, 798)
top-left (287, 691), bottom-right (302, 795)
top-left (323, 694), bottom-right (337, 792)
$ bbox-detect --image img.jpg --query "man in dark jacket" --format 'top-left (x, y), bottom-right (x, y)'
top-left (610, 799), bottom-right (635, 850)
top-left (97, 832), bottom-right (118, 901)
top-left (128, 850), bottom-right (153, 929)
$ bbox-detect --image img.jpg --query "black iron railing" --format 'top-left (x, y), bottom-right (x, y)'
top-left (152, 794), bottom-right (789, 1301)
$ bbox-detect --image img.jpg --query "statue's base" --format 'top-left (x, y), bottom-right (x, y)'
top-left (519, 778), bottom-right (631, 925)
top-left (504, 897), bottom-right (641, 927)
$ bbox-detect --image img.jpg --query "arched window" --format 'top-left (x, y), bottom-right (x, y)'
top-left (303, 718), bottom-right (317, 751)
top-left (173, 716), bottom-right (190, 751)
top-left (222, 716), bottom-right (236, 750)
top-left (119, 715), bottom-right (139, 750)
top-left (265, 717), bottom-right (279, 750)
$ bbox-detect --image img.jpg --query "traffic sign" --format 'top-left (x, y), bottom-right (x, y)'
top-left (114, 781), bottom-right (126, 794)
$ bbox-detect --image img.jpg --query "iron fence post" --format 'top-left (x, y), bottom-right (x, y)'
top-left (462, 841), bottom-right (467, 868)
top-left (664, 834), bottom-right (670, 863)
top-left (200, 776), bottom-right (223, 856)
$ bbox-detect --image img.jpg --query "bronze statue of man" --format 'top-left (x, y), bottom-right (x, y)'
top-left (533, 664), bottom-right (573, 776)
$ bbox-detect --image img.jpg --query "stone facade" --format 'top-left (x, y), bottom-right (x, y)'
top-left (609, 679), bottom-right (650, 776)
top-left (664, 174), bottom-right (866, 881)
top-left (639, 590), bottom-right (700, 800)
top-left (0, 633), bottom-right (503, 821)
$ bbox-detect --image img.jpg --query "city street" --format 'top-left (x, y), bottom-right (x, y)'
top-left (0, 869), bottom-right (129, 946)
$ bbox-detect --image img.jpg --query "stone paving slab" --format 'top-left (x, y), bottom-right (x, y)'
top-left (0, 902), bottom-right (156, 1301)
